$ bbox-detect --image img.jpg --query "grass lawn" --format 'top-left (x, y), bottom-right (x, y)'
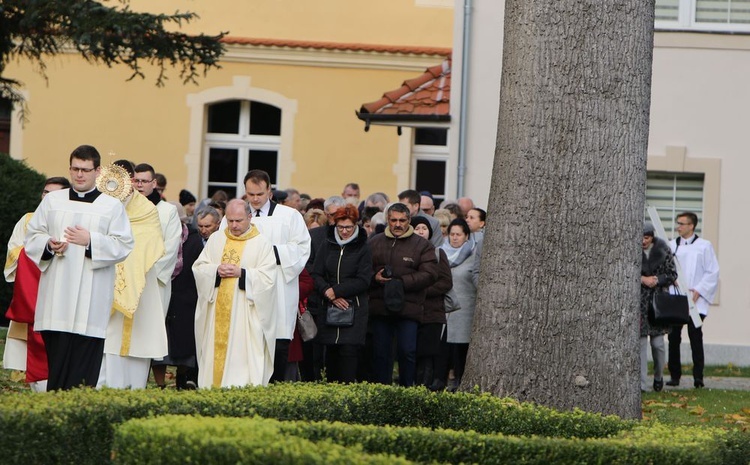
top-left (642, 389), bottom-right (750, 431)
top-left (2, 327), bottom-right (749, 431)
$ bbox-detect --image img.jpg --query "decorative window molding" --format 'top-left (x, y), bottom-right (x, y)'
top-left (185, 76), bottom-right (297, 198)
top-left (647, 145), bottom-right (721, 251)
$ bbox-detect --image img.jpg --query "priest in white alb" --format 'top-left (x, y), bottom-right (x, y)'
top-left (24, 145), bottom-right (134, 390)
top-left (192, 199), bottom-right (277, 388)
top-left (242, 170), bottom-right (311, 381)
top-left (98, 160), bottom-right (167, 389)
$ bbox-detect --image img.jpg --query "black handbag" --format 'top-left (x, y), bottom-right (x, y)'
top-left (652, 286), bottom-right (690, 325)
top-left (326, 300), bottom-right (355, 327)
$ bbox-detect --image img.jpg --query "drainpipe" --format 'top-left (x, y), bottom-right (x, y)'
top-left (456, 0), bottom-right (472, 197)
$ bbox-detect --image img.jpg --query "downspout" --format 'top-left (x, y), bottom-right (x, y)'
top-left (456, 0), bottom-right (472, 197)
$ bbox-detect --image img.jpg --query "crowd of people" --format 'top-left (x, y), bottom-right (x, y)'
top-left (2, 144), bottom-right (487, 391)
top-left (3, 144), bottom-right (719, 393)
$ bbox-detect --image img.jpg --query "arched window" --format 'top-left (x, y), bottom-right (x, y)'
top-left (204, 100), bottom-right (282, 198)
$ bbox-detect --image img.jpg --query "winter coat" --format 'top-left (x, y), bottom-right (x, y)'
top-left (422, 248), bottom-right (452, 325)
top-left (311, 226), bottom-right (372, 345)
top-left (641, 236), bottom-right (678, 338)
top-left (446, 243), bottom-right (479, 344)
top-left (368, 227), bottom-right (438, 322)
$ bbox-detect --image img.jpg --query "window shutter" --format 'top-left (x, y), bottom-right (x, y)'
top-left (655, 0), bottom-right (680, 21)
top-left (696, 0), bottom-right (750, 24)
top-left (645, 172), bottom-right (705, 237)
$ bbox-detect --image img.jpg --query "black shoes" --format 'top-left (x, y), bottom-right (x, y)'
top-left (665, 379), bottom-right (680, 386)
top-left (653, 379), bottom-right (664, 392)
top-left (694, 379), bottom-right (704, 389)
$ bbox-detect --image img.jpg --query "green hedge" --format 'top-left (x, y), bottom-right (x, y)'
top-left (113, 415), bottom-right (750, 465)
top-left (113, 415), bottom-right (411, 465)
top-left (0, 383), bottom-right (630, 464)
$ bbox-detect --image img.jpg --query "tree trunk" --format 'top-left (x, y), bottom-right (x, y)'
top-left (461, 0), bottom-right (654, 419)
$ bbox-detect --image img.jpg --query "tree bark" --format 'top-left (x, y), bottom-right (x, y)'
top-left (461, 0), bottom-right (654, 419)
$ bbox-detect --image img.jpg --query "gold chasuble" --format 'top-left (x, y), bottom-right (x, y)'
top-left (212, 226), bottom-right (260, 387)
top-left (112, 193), bottom-right (165, 355)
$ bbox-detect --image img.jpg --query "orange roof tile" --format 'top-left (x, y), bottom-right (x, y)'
top-left (221, 37), bottom-right (452, 56)
top-left (357, 59), bottom-right (451, 127)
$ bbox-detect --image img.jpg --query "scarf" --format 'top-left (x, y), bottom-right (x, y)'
top-left (384, 225), bottom-right (415, 239)
top-left (441, 238), bottom-right (475, 267)
top-left (334, 225), bottom-right (360, 246)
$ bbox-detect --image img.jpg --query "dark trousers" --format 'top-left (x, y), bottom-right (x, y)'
top-left (299, 340), bottom-right (325, 381)
top-left (668, 315), bottom-right (706, 381)
top-left (41, 330), bottom-right (104, 391)
top-left (325, 344), bottom-right (359, 383)
top-left (270, 339), bottom-right (291, 382)
top-left (371, 316), bottom-right (418, 386)
top-left (449, 343), bottom-right (470, 381)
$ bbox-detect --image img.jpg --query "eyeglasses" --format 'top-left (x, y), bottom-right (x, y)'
top-left (336, 225), bottom-right (355, 231)
top-left (133, 179), bottom-right (154, 184)
top-left (69, 166), bottom-right (96, 174)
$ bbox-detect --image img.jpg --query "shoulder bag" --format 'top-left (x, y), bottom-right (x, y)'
top-left (297, 305), bottom-right (318, 341)
top-left (652, 285), bottom-right (690, 325)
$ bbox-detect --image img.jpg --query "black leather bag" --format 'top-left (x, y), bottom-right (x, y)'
top-left (652, 286), bottom-right (690, 325)
top-left (326, 300), bottom-right (355, 327)
top-left (383, 279), bottom-right (405, 314)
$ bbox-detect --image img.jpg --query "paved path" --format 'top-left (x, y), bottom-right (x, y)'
top-left (660, 376), bottom-right (750, 391)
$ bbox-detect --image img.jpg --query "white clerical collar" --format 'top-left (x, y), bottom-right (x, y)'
top-left (681, 234), bottom-right (697, 244)
top-left (73, 187), bottom-right (97, 197)
top-left (253, 200), bottom-right (271, 217)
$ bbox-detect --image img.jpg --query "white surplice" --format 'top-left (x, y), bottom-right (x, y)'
top-left (249, 203), bottom-right (311, 340)
top-left (25, 189), bottom-right (134, 338)
top-left (192, 228), bottom-right (277, 388)
top-left (670, 236), bottom-right (720, 316)
top-left (154, 200), bottom-right (182, 316)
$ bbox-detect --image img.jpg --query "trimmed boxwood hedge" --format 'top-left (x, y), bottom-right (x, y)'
top-left (1, 383), bottom-right (747, 464)
top-left (113, 415), bottom-right (750, 465)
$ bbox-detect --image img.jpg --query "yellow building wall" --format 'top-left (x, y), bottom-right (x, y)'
top-left (5, 1), bottom-right (452, 200)
top-left (7, 54), bottom-right (434, 201)
top-left (128, 0), bottom-right (453, 47)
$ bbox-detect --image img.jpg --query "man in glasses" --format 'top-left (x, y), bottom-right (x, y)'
top-left (666, 212), bottom-right (720, 389)
top-left (24, 145), bottom-right (134, 390)
top-left (132, 163), bottom-right (182, 388)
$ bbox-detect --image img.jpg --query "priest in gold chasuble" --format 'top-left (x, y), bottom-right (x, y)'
top-left (192, 199), bottom-right (277, 388)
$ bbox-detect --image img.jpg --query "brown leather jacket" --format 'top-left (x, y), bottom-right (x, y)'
top-left (368, 226), bottom-right (438, 321)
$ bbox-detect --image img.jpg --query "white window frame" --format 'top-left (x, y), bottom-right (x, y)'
top-left (204, 100), bottom-right (282, 195)
top-left (656, 0), bottom-right (750, 32)
top-left (411, 128), bottom-right (449, 202)
top-left (645, 171), bottom-right (705, 238)
top-left (185, 76), bottom-right (297, 199)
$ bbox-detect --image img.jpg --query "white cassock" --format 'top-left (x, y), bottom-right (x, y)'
top-left (250, 203), bottom-right (311, 340)
top-left (25, 189), bottom-right (134, 338)
top-left (154, 200), bottom-right (182, 316)
top-left (670, 236), bottom-right (720, 316)
top-left (99, 192), bottom-right (167, 389)
top-left (193, 227), bottom-right (277, 388)
top-left (3, 213), bottom-right (33, 371)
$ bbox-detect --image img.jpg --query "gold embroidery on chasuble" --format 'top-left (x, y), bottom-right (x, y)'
top-left (212, 226), bottom-right (259, 387)
top-left (111, 194), bottom-right (165, 356)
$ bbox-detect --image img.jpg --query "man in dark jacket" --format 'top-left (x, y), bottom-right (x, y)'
top-left (368, 203), bottom-right (438, 386)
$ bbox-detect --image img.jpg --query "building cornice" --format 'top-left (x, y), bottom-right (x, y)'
top-left (220, 37), bottom-right (452, 71)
